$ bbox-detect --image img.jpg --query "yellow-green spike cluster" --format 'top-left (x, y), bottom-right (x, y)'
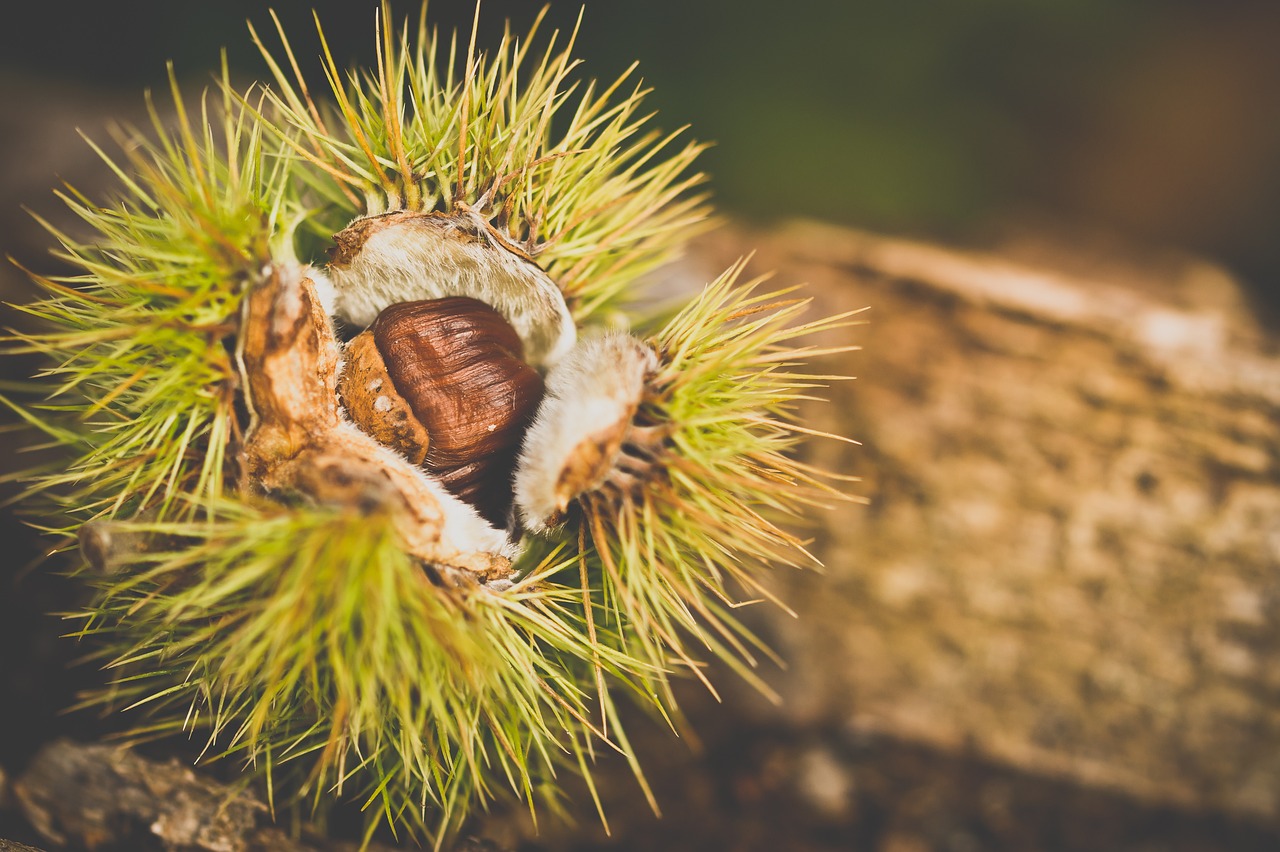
top-left (6, 64), bottom-right (287, 529)
top-left (581, 264), bottom-right (863, 697)
top-left (252, 6), bottom-right (709, 320)
top-left (6, 4), bottom-right (855, 846)
top-left (73, 502), bottom-right (657, 842)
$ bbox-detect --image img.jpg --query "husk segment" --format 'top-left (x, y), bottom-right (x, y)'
top-left (71, 504), bottom-right (660, 843)
top-left (250, 3), bottom-right (711, 322)
top-left (5, 60), bottom-right (286, 530)
top-left (574, 261), bottom-right (866, 700)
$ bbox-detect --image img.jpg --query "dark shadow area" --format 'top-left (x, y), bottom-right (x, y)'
top-left (3, 1), bottom-right (1278, 316)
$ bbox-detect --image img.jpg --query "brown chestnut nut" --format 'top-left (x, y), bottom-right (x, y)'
top-left (337, 296), bottom-right (544, 527)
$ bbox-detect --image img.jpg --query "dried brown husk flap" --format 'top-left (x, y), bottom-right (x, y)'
top-left (235, 263), bottom-right (514, 579)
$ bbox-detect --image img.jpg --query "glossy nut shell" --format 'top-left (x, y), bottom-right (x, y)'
top-left (343, 296), bottom-right (544, 527)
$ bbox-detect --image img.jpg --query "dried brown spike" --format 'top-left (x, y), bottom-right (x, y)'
top-left (371, 297), bottom-right (544, 526)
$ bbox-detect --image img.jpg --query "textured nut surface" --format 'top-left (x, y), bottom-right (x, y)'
top-left (371, 297), bottom-right (545, 527)
top-left (338, 331), bottom-right (431, 465)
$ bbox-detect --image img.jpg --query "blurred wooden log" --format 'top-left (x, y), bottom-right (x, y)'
top-left (680, 221), bottom-right (1280, 821)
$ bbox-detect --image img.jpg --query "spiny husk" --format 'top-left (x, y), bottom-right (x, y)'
top-left (4, 66), bottom-right (663, 845)
top-left (6, 4), bottom-right (858, 847)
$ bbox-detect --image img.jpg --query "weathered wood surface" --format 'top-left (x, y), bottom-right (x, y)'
top-left (12, 739), bottom-right (280, 852)
top-left (679, 222), bottom-right (1280, 820)
top-left (7, 740), bottom-right (505, 852)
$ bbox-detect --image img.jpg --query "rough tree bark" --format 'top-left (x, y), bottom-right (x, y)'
top-left (679, 222), bottom-right (1280, 822)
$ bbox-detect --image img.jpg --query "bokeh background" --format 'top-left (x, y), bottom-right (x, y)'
top-left (3, 2), bottom-right (1280, 850)
top-left (3, 0), bottom-right (1280, 314)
